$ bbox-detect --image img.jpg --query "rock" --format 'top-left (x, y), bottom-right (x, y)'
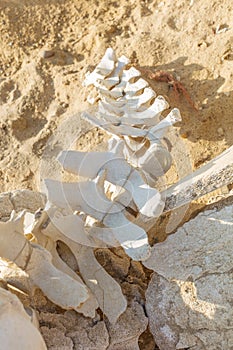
top-left (0, 190), bottom-right (46, 219)
top-left (40, 302), bottom-right (148, 350)
top-left (40, 49), bottom-right (55, 59)
top-left (144, 204), bottom-right (233, 350)
top-left (107, 301), bottom-right (148, 350)
top-left (40, 311), bottom-right (109, 350)
top-left (0, 193), bottom-right (13, 220)
top-left (10, 189), bottom-right (46, 213)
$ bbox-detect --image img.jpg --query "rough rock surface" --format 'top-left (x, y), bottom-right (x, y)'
top-left (39, 301), bottom-right (148, 350)
top-left (0, 189), bottom-right (46, 220)
top-left (144, 204), bottom-right (233, 350)
top-left (106, 301), bottom-right (148, 350)
top-left (40, 311), bottom-right (109, 350)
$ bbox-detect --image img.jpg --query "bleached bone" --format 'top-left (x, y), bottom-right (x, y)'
top-left (44, 177), bottom-right (153, 260)
top-left (75, 245), bottom-right (127, 325)
top-left (0, 211), bottom-right (91, 311)
top-left (29, 207), bottom-right (127, 324)
top-left (163, 145), bottom-right (233, 212)
top-left (99, 55), bottom-right (129, 90)
top-left (57, 150), bottom-right (163, 217)
top-left (83, 48), bottom-right (180, 184)
top-left (0, 287), bottom-right (47, 350)
top-left (84, 48), bottom-right (117, 87)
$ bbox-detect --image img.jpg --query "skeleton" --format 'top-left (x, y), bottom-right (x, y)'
top-left (0, 48), bottom-right (232, 346)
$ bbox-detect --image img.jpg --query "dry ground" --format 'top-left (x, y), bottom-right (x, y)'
top-left (0, 0), bottom-right (232, 349)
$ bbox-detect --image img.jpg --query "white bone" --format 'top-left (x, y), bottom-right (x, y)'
top-left (124, 78), bottom-right (149, 96)
top-left (77, 246), bottom-right (127, 324)
top-left (83, 48), bottom-right (117, 87)
top-left (101, 212), bottom-right (151, 261)
top-left (100, 55), bottom-right (129, 89)
top-left (149, 108), bottom-right (182, 139)
top-left (45, 178), bottom-right (122, 222)
top-left (0, 213), bottom-right (90, 311)
top-left (95, 47), bottom-right (117, 76)
top-left (0, 287), bottom-right (47, 350)
top-left (106, 67), bottom-right (141, 98)
top-left (57, 150), bottom-right (163, 217)
top-left (125, 87), bottom-right (156, 110)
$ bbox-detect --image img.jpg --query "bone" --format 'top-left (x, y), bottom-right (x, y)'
top-left (100, 55), bottom-right (129, 89)
top-left (83, 48), bottom-right (117, 87)
top-left (0, 287), bottom-right (47, 349)
top-left (57, 150), bottom-right (163, 218)
top-left (77, 246), bottom-right (127, 324)
top-left (0, 212), bottom-right (90, 311)
top-left (163, 145), bottom-right (233, 212)
top-left (44, 178), bottom-right (122, 222)
top-left (124, 78), bottom-right (149, 96)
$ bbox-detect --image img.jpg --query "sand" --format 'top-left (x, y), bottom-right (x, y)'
top-left (0, 0), bottom-right (232, 348)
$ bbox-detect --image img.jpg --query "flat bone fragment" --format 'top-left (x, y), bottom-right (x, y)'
top-left (149, 108), bottom-right (182, 139)
top-left (77, 246), bottom-right (127, 324)
top-left (0, 287), bottom-right (47, 350)
top-left (163, 145), bottom-right (233, 212)
top-left (49, 213), bottom-right (103, 248)
top-left (35, 218), bottom-right (99, 318)
top-left (125, 87), bottom-right (156, 110)
top-left (40, 215), bottom-right (131, 322)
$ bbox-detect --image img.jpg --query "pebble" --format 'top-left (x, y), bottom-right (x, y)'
top-left (61, 102), bottom-right (69, 108)
top-left (217, 127), bottom-right (224, 136)
top-left (40, 49), bottom-right (55, 59)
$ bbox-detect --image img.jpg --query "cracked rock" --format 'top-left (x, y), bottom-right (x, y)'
top-left (107, 301), bottom-right (148, 350)
top-left (144, 204), bottom-right (233, 350)
top-left (0, 189), bottom-right (46, 220)
top-left (40, 311), bottom-right (109, 350)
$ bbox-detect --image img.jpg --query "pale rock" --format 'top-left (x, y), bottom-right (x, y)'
top-left (0, 189), bottom-right (45, 220)
top-left (144, 204), bottom-right (233, 350)
top-left (107, 301), bottom-right (148, 350)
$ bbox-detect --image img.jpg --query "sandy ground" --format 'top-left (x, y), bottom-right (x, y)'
top-left (0, 0), bottom-right (232, 348)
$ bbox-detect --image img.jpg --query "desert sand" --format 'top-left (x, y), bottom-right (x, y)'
top-left (0, 0), bottom-right (232, 348)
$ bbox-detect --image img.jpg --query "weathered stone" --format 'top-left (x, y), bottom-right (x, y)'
top-left (107, 301), bottom-right (148, 350)
top-left (10, 189), bottom-right (46, 213)
top-left (40, 311), bottom-right (109, 350)
top-left (40, 49), bottom-right (55, 59)
top-left (0, 193), bottom-right (13, 219)
top-left (144, 204), bottom-right (233, 350)
top-left (0, 189), bottom-right (46, 220)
